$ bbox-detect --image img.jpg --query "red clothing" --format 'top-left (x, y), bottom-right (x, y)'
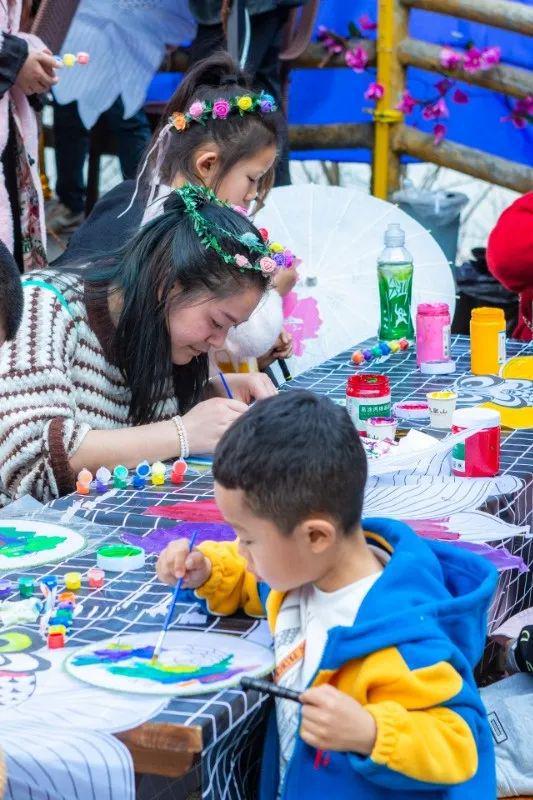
top-left (487, 192), bottom-right (533, 342)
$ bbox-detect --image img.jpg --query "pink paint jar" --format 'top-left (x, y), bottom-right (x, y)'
top-left (451, 408), bottom-right (501, 477)
top-left (416, 303), bottom-right (451, 367)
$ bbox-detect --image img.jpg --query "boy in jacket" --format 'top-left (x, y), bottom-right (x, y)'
top-left (157, 390), bottom-right (497, 800)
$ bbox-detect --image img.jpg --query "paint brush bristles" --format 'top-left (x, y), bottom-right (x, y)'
top-left (151, 532), bottom-right (198, 664)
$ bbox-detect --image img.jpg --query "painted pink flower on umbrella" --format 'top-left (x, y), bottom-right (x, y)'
top-left (345, 46), bottom-right (368, 73)
top-left (364, 82), bottom-right (384, 101)
top-left (440, 47), bottom-right (463, 70)
top-left (396, 90), bottom-right (417, 115)
top-left (282, 291), bottom-right (322, 357)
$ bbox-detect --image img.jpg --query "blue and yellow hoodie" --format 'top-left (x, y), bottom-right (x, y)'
top-left (193, 517), bottom-right (498, 800)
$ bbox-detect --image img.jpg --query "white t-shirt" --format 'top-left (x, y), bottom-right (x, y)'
top-left (274, 547), bottom-right (389, 793)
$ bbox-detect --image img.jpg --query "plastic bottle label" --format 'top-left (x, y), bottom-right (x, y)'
top-left (442, 324), bottom-right (451, 359)
top-left (451, 442), bottom-right (466, 474)
top-left (498, 331), bottom-right (506, 365)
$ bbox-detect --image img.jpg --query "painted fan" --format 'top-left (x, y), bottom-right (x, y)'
top-left (255, 185), bottom-right (455, 376)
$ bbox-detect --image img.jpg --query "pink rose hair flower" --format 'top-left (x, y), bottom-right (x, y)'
top-left (259, 257), bottom-right (277, 275)
top-left (433, 123), bottom-right (447, 145)
top-left (188, 101), bottom-right (205, 119)
top-left (235, 254), bottom-right (251, 268)
top-left (396, 89), bottom-right (417, 115)
top-left (440, 46), bottom-right (463, 70)
top-left (364, 82), bottom-right (384, 101)
top-left (345, 46), bottom-right (368, 73)
top-left (212, 98), bottom-right (231, 119)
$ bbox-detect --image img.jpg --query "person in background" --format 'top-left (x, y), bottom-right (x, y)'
top-left (0, 240), bottom-right (23, 345)
top-left (0, 0), bottom-right (58, 272)
top-left (188, 0), bottom-right (310, 186)
top-left (487, 192), bottom-right (533, 342)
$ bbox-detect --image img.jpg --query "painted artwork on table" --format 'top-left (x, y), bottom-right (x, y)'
top-left (66, 631), bottom-right (274, 696)
top-left (0, 520), bottom-right (86, 571)
top-left (0, 628), bottom-right (51, 708)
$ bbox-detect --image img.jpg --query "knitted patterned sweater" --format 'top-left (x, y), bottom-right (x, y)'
top-left (0, 271), bottom-right (178, 504)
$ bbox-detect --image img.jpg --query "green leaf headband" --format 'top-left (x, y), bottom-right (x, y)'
top-left (177, 184), bottom-right (294, 277)
top-left (169, 91), bottom-right (277, 133)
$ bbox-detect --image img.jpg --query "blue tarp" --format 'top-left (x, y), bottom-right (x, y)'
top-left (146, 0), bottom-right (533, 166)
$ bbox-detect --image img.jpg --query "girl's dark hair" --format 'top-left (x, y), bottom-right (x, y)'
top-left (62, 193), bottom-right (268, 425)
top-left (0, 240), bottom-right (23, 342)
top-left (150, 52), bottom-right (279, 203)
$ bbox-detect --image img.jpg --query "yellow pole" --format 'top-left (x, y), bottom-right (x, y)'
top-left (372, 0), bottom-right (409, 199)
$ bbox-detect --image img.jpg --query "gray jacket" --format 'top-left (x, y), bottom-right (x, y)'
top-left (189, 0), bottom-right (309, 25)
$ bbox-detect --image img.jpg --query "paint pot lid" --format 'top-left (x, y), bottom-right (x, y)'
top-left (420, 359), bottom-right (456, 375)
top-left (392, 401), bottom-right (429, 420)
top-left (452, 407), bottom-right (501, 429)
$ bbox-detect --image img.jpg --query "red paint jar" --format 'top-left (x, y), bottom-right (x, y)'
top-left (346, 374), bottom-right (391, 434)
top-left (451, 408), bottom-right (501, 477)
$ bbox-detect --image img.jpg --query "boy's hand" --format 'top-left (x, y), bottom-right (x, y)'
top-left (15, 50), bottom-right (60, 95)
top-left (156, 539), bottom-right (212, 588)
top-left (300, 684), bottom-right (377, 755)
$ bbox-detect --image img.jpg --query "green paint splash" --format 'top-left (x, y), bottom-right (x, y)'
top-left (0, 527), bottom-right (66, 558)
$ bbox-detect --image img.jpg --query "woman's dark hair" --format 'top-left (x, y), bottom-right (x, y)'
top-left (149, 52), bottom-right (279, 204)
top-left (61, 193), bottom-right (268, 425)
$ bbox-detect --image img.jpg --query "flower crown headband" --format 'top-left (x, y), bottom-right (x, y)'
top-left (178, 184), bottom-right (294, 278)
top-left (169, 91), bottom-right (277, 133)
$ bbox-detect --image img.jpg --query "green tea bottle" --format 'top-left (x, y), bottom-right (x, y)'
top-left (377, 223), bottom-right (415, 342)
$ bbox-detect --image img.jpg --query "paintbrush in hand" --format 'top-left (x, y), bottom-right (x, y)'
top-left (151, 531), bottom-right (199, 664)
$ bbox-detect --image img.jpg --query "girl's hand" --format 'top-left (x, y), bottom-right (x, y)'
top-left (156, 539), bottom-right (212, 587)
top-left (272, 268), bottom-right (298, 298)
top-left (300, 685), bottom-right (377, 755)
top-left (16, 50), bottom-right (60, 95)
top-left (182, 397), bottom-right (248, 454)
top-left (257, 331), bottom-right (293, 370)
top-left (212, 373), bottom-right (277, 404)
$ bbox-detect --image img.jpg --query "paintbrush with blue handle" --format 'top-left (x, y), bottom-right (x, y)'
top-left (151, 531), bottom-right (199, 663)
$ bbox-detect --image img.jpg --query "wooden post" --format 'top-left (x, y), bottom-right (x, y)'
top-left (392, 125), bottom-right (533, 194)
top-left (400, 0), bottom-right (533, 37)
top-left (372, 0), bottom-right (409, 199)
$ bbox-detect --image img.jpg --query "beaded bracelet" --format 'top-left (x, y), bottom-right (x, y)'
top-left (172, 416), bottom-right (190, 460)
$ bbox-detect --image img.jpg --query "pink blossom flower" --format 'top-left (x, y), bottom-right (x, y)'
top-left (358, 14), bottom-right (377, 31)
top-left (440, 46), bottom-right (462, 70)
top-left (435, 78), bottom-right (453, 96)
top-left (188, 101), bottom-right (205, 118)
top-left (212, 98), bottom-right (231, 119)
top-left (364, 81), bottom-right (384, 101)
top-left (396, 89), bottom-right (417, 115)
top-left (453, 88), bottom-right (469, 104)
top-left (480, 46), bottom-right (501, 70)
top-left (501, 96), bottom-right (533, 129)
top-left (463, 47), bottom-right (483, 73)
top-left (317, 26), bottom-right (342, 54)
top-left (421, 97), bottom-right (449, 121)
top-left (345, 46), bottom-right (368, 73)
top-left (235, 254), bottom-right (250, 268)
top-left (259, 257), bottom-right (277, 275)
top-left (433, 123), bottom-right (447, 145)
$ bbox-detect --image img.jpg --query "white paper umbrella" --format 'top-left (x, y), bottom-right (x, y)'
top-left (255, 185), bottom-right (455, 376)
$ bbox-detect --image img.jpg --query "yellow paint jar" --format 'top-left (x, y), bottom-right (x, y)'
top-left (470, 307), bottom-right (506, 375)
top-left (64, 571), bottom-right (82, 591)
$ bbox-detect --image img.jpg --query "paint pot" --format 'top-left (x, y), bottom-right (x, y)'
top-left (0, 579), bottom-right (13, 599)
top-left (426, 390), bottom-right (457, 430)
top-left (170, 460), bottom-right (187, 485)
top-left (96, 544), bottom-right (145, 572)
top-left (64, 571), bottom-right (82, 591)
top-left (419, 359), bottom-right (455, 375)
top-left (48, 632), bottom-right (65, 649)
top-left (451, 408), bottom-right (501, 478)
top-left (366, 417), bottom-right (398, 441)
top-left (392, 401), bottom-right (430, 421)
top-left (470, 307), bottom-right (506, 375)
top-left (151, 461), bottom-right (166, 486)
top-left (416, 303), bottom-right (451, 366)
top-left (346, 374), bottom-right (391, 434)
top-left (113, 464), bottom-right (129, 489)
top-left (58, 591), bottom-right (77, 605)
top-left (95, 466), bottom-right (112, 493)
top-left (19, 577), bottom-right (34, 598)
top-left (41, 575), bottom-right (58, 591)
top-left (88, 566), bottom-right (105, 588)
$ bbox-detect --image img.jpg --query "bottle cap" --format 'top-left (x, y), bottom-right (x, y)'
top-left (417, 302), bottom-right (449, 316)
top-left (452, 407), bottom-right (501, 430)
top-left (471, 307), bottom-right (505, 322)
top-left (384, 223), bottom-right (405, 247)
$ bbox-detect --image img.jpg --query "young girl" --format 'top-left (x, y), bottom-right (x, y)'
top-left (54, 52), bottom-right (295, 369)
top-left (0, 184), bottom-right (291, 504)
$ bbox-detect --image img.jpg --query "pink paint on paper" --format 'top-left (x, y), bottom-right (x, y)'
top-left (144, 499), bottom-right (224, 522)
top-left (122, 522), bottom-right (235, 554)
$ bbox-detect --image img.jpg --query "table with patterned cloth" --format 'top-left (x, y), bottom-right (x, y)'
top-left (16, 334), bottom-right (533, 799)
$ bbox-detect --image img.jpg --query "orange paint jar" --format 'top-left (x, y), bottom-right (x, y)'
top-left (470, 307), bottom-right (506, 375)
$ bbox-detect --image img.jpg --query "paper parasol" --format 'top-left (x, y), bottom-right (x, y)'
top-left (254, 185), bottom-right (454, 375)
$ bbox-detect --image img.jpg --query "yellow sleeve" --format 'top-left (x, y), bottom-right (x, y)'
top-left (336, 646), bottom-right (479, 785)
top-left (194, 540), bottom-right (264, 618)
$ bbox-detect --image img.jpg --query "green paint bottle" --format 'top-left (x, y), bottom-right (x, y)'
top-left (19, 577), bottom-right (34, 598)
top-left (377, 223), bottom-right (415, 343)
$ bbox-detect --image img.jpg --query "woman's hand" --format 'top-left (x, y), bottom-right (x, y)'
top-left (156, 539), bottom-right (212, 587)
top-left (272, 268), bottom-right (298, 298)
top-left (211, 372), bottom-right (277, 404)
top-left (15, 50), bottom-right (59, 95)
top-left (257, 331), bottom-right (293, 371)
top-left (182, 397), bottom-right (248, 454)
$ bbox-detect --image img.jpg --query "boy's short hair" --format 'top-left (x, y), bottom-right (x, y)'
top-left (213, 390), bottom-right (368, 535)
top-left (0, 241), bottom-right (23, 342)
